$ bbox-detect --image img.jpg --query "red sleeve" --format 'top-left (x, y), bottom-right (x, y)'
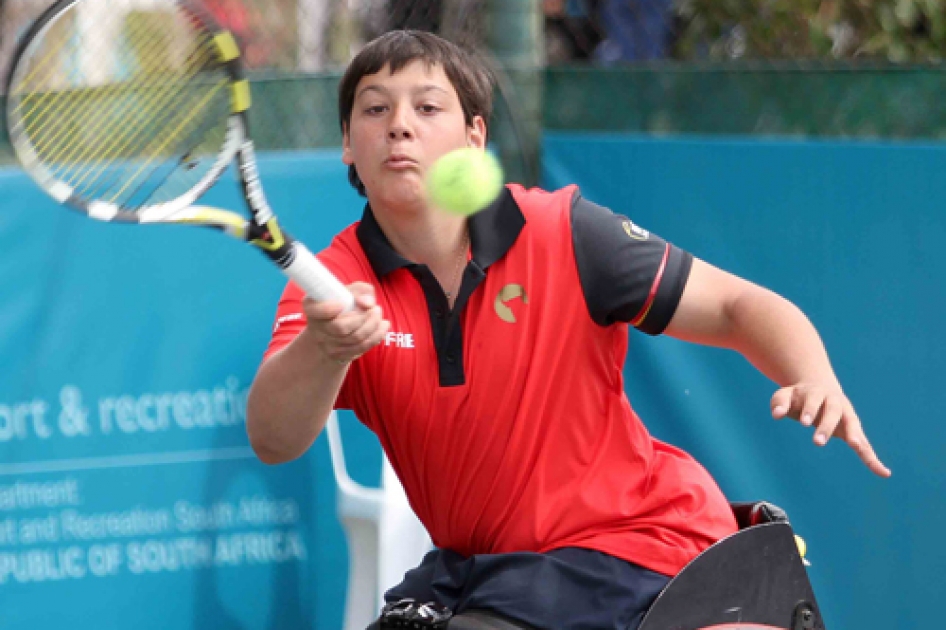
top-left (263, 280), bottom-right (306, 361)
top-left (260, 245), bottom-right (360, 411)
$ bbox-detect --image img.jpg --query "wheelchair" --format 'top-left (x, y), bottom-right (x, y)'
top-left (327, 414), bottom-right (822, 630)
top-left (375, 501), bottom-right (824, 630)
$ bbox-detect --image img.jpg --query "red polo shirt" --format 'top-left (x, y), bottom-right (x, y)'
top-left (264, 184), bottom-right (737, 577)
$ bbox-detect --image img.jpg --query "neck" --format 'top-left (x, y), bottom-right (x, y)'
top-left (370, 200), bottom-right (469, 305)
top-left (371, 202), bottom-right (468, 269)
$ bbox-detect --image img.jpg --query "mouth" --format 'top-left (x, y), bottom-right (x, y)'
top-left (384, 154), bottom-right (419, 170)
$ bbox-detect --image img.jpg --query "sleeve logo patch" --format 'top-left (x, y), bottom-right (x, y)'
top-left (622, 220), bottom-right (650, 241)
top-left (273, 312), bottom-right (304, 332)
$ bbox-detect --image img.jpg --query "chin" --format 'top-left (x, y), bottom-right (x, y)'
top-left (373, 178), bottom-right (426, 211)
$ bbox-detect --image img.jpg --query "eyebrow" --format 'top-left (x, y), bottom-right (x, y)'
top-left (355, 84), bottom-right (451, 100)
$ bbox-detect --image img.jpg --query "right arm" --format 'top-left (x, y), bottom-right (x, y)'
top-left (246, 282), bottom-right (389, 464)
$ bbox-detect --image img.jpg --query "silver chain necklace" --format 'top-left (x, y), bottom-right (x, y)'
top-left (444, 230), bottom-right (469, 301)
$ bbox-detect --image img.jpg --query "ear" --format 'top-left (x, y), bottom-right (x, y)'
top-left (467, 115), bottom-right (487, 149)
top-left (342, 123), bottom-right (354, 166)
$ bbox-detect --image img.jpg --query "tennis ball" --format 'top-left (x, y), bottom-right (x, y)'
top-left (426, 148), bottom-right (504, 216)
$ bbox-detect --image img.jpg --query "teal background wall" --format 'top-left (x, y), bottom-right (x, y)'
top-left (1, 134), bottom-right (942, 628)
top-left (544, 133), bottom-right (944, 629)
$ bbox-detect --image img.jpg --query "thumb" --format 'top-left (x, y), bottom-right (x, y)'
top-left (348, 282), bottom-right (377, 310)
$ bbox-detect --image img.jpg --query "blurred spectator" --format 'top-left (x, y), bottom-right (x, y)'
top-left (203, 0), bottom-right (269, 66)
top-left (593, 0), bottom-right (676, 63)
top-left (440, 0), bottom-right (484, 49)
top-left (387, 0), bottom-right (443, 31)
top-left (362, 0), bottom-right (443, 39)
top-left (361, 0), bottom-right (482, 50)
top-left (544, 0), bottom-right (604, 64)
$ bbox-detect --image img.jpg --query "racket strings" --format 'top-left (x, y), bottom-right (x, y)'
top-left (10, 3), bottom-right (233, 211)
top-left (135, 101), bottom-right (232, 207)
top-left (37, 64), bottom-right (202, 192)
top-left (66, 36), bottom-right (225, 201)
top-left (24, 17), bottom-right (186, 169)
top-left (15, 14), bottom-right (172, 145)
top-left (12, 14), bottom-right (84, 122)
top-left (107, 79), bottom-right (229, 205)
top-left (13, 10), bottom-right (186, 159)
top-left (98, 29), bottom-right (231, 209)
top-left (48, 27), bottom-right (222, 203)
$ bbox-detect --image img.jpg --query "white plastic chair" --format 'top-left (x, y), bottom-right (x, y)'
top-left (325, 412), bottom-right (433, 630)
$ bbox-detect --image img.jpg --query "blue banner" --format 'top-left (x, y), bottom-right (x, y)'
top-left (0, 152), bottom-right (381, 629)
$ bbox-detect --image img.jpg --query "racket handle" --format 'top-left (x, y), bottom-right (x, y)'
top-left (283, 242), bottom-right (355, 311)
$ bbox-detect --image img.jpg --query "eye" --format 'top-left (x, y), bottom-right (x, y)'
top-left (418, 104), bottom-right (441, 114)
top-left (364, 105), bottom-right (387, 115)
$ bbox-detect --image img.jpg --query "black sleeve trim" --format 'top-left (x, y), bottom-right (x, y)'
top-left (571, 192), bottom-right (694, 335)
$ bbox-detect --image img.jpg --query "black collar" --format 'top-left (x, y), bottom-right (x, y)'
top-left (355, 187), bottom-right (525, 279)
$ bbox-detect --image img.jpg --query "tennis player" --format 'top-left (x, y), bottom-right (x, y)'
top-left (247, 30), bottom-right (890, 629)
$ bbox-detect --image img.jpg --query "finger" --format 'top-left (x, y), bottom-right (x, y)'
top-left (849, 431), bottom-right (892, 477)
top-left (771, 387), bottom-right (794, 420)
top-left (785, 383), bottom-right (809, 420)
top-left (325, 309), bottom-right (377, 339)
top-left (798, 388), bottom-right (826, 428)
top-left (333, 306), bottom-right (383, 348)
top-left (309, 305), bottom-right (374, 339)
top-left (331, 319), bottom-right (391, 363)
top-left (359, 319), bottom-right (392, 353)
top-left (837, 404), bottom-right (892, 478)
top-left (812, 393), bottom-right (843, 445)
top-left (844, 425), bottom-right (892, 477)
top-left (303, 296), bottom-right (349, 322)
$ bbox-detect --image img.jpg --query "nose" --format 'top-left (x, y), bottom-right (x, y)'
top-left (388, 127), bottom-right (412, 140)
top-left (387, 104), bottom-right (414, 141)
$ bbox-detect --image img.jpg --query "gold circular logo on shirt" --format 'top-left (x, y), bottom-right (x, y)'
top-left (495, 284), bottom-right (528, 323)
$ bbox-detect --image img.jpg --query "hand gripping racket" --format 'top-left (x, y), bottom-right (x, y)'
top-left (4, 0), bottom-right (353, 309)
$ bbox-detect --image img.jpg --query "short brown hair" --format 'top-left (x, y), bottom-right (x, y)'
top-left (338, 30), bottom-right (494, 196)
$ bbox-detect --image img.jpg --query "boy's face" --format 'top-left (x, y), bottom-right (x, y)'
top-left (343, 59), bottom-right (486, 211)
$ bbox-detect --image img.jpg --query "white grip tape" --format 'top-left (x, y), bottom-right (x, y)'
top-left (283, 242), bottom-right (354, 311)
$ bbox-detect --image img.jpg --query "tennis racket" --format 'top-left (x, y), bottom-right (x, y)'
top-left (4, 0), bottom-right (353, 309)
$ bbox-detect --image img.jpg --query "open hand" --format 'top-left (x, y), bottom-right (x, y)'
top-left (771, 383), bottom-right (891, 478)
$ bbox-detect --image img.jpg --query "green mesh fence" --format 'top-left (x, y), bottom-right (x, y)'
top-left (249, 75), bottom-right (345, 150)
top-left (544, 63), bottom-right (946, 138)
top-left (2, 1), bottom-right (946, 167)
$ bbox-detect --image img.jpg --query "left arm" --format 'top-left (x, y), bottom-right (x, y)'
top-left (665, 258), bottom-right (891, 478)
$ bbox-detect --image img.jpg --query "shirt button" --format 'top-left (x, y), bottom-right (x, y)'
top-left (435, 308), bottom-right (445, 319)
top-left (445, 352), bottom-right (456, 363)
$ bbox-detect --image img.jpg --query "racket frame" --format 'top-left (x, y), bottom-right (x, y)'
top-left (4, 0), bottom-right (353, 308)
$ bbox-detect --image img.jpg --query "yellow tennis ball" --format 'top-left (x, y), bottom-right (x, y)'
top-left (426, 148), bottom-right (504, 216)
